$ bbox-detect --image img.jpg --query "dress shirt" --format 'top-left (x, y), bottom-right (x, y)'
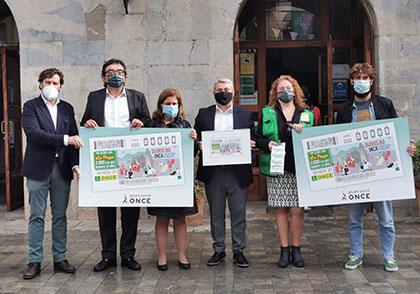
top-left (41, 95), bottom-right (68, 146)
top-left (104, 88), bottom-right (130, 128)
top-left (214, 103), bottom-right (234, 131)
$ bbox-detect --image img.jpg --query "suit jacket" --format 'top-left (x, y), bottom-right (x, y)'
top-left (21, 96), bottom-right (79, 181)
top-left (80, 88), bottom-right (151, 127)
top-left (194, 104), bottom-right (255, 189)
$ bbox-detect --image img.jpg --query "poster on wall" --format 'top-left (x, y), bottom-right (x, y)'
top-left (292, 118), bottom-right (416, 207)
top-left (79, 127), bottom-right (194, 207)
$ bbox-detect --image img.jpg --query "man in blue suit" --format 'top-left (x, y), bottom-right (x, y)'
top-left (81, 58), bottom-right (151, 272)
top-left (21, 68), bottom-right (83, 279)
top-left (194, 79), bottom-right (255, 268)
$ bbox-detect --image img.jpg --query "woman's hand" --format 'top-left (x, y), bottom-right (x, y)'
top-left (189, 129), bottom-right (197, 140)
top-left (268, 140), bottom-right (277, 152)
top-left (292, 123), bottom-right (305, 133)
top-left (84, 119), bottom-right (98, 129)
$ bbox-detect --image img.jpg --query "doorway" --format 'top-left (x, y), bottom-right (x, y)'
top-left (0, 0), bottom-right (23, 211)
top-left (234, 0), bottom-right (374, 200)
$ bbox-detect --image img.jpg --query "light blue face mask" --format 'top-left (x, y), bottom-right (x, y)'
top-left (162, 105), bottom-right (179, 118)
top-left (353, 80), bottom-right (371, 94)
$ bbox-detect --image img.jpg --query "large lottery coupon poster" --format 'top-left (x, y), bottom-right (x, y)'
top-left (79, 127), bottom-right (194, 207)
top-left (292, 118), bottom-right (415, 207)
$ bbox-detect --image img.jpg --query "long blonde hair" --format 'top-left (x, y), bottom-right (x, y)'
top-left (268, 75), bottom-right (307, 109)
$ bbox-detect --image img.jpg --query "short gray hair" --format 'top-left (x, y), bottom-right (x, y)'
top-left (213, 78), bottom-right (234, 92)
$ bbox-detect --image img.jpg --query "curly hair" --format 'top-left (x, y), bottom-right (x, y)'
top-left (38, 68), bottom-right (64, 86)
top-left (349, 63), bottom-right (376, 80)
top-left (153, 88), bottom-right (185, 120)
top-left (268, 75), bottom-right (307, 109)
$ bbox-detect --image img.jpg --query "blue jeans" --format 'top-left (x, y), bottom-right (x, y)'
top-left (348, 201), bottom-right (395, 259)
top-left (27, 163), bottom-right (71, 263)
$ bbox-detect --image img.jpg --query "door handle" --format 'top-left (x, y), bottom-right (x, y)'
top-left (0, 121), bottom-right (4, 135)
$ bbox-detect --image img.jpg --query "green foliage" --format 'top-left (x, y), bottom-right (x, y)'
top-left (412, 139), bottom-right (420, 182)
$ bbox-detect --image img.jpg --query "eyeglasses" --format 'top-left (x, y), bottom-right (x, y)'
top-left (106, 70), bottom-right (126, 76)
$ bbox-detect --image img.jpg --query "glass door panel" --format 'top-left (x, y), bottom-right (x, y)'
top-left (265, 0), bottom-right (321, 41)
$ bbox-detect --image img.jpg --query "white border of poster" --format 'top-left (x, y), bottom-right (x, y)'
top-left (79, 127), bottom-right (194, 207)
top-left (202, 129), bottom-right (251, 166)
top-left (292, 118), bottom-right (416, 207)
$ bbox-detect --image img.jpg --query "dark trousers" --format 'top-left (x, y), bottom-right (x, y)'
top-left (97, 207), bottom-right (140, 260)
top-left (205, 166), bottom-right (248, 253)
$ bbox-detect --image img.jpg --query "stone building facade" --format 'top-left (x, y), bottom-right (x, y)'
top-left (2, 0), bottom-right (420, 219)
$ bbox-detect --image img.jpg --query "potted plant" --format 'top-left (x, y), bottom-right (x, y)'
top-left (412, 139), bottom-right (420, 216)
top-left (185, 155), bottom-right (206, 226)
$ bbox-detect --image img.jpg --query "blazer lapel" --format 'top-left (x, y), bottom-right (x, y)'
top-left (97, 89), bottom-right (106, 126)
top-left (126, 89), bottom-right (134, 121)
top-left (208, 105), bottom-right (216, 130)
top-left (37, 97), bottom-right (56, 133)
top-left (56, 102), bottom-right (65, 134)
top-left (233, 105), bottom-right (240, 129)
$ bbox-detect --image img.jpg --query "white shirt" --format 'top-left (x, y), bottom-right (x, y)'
top-left (104, 88), bottom-right (130, 128)
top-left (41, 95), bottom-right (68, 146)
top-left (214, 103), bottom-right (234, 131)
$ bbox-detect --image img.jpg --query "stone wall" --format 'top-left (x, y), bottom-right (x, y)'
top-left (3, 0), bottom-right (420, 219)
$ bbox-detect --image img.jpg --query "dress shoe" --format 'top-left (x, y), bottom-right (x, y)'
top-left (207, 251), bottom-right (226, 266)
top-left (157, 262), bottom-right (168, 271)
top-left (54, 260), bottom-right (75, 273)
top-left (93, 258), bottom-right (116, 272)
top-left (178, 260), bottom-right (191, 269)
top-left (278, 246), bottom-right (290, 268)
top-left (121, 257), bottom-right (141, 271)
top-left (233, 252), bottom-right (249, 268)
top-left (291, 246), bottom-right (305, 267)
top-left (23, 262), bottom-right (41, 279)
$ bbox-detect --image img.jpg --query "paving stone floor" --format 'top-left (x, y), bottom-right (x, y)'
top-left (0, 202), bottom-right (419, 294)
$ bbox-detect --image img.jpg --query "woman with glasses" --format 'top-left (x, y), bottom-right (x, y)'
top-left (147, 88), bottom-right (198, 271)
top-left (256, 75), bottom-right (314, 268)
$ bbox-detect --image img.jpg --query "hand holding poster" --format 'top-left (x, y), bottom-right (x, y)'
top-left (79, 127), bottom-right (194, 207)
top-left (292, 118), bottom-right (415, 207)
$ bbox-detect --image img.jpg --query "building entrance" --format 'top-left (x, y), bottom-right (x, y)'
top-left (234, 0), bottom-right (374, 200)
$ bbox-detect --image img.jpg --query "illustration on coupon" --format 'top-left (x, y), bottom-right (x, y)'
top-left (90, 132), bottom-right (184, 192)
top-left (211, 138), bottom-right (242, 157)
top-left (303, 122), bottom-right (402, 192)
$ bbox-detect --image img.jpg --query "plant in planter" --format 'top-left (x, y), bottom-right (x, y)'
top-left (185, 155), bottom-right (206, 226)
top-left (411, 139), bottom-right (420, 216)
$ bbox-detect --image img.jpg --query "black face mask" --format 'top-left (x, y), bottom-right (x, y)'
top-left (215, 92), bottom-right (233, 106)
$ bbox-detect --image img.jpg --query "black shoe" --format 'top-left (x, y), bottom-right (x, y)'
top-left (278, 246), bottom-right (290, 268)
top-left (157, 262), bottom-right (168, 271)
top-left (233, 252), bottom-right (249, 268)
top-left (121, 257), bottom-right (141, 271)
top-left (93, 259), bottom-right (116, 272)
top-left (178, 260), bottom-right (191, 270)
top-left (54, 259), bottom-right (76, 273)
top-left (23, 262), bottom-right (41, 279)
top-left (291, 246), bottom-right (304, 267)
top-left (207, 251), bottom-right (226, 266)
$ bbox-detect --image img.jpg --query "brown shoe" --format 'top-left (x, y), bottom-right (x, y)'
top-left (54, 260), bottom-right (75, 273)
top-left (23, 262), bottom-right (41, 279)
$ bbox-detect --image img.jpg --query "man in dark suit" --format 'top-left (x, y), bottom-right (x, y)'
top-left (81, 58), bottom-right (151, 272)
top-left (194, 78), bottom-right (255, 268)
top-left (21, 68), bottom-right (82, 279)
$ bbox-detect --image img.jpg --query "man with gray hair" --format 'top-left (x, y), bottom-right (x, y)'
top-left (194, 78), bottom-right (255, 268)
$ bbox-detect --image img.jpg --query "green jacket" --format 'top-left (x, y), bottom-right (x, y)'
top-left (260, 106), bottom-right (314, 176)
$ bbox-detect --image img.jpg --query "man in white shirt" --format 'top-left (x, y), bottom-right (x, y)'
top-left (81, 59), bottom-right (151, 272)
top-left (21, 68), bottom-right (83, 279)
top-left (194, 79), bottom-right (255, 268)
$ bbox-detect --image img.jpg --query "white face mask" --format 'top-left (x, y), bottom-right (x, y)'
top-left (41, 85), bottom-right (59, 101)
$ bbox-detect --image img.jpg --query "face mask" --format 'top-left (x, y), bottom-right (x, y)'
top-left (107, 73), bottom-right (124, 88)
top-left (278, 90), bottom-right (294, 103)
top-left (41, 85), bottom-right (59, 101)
top-left (215, 92), bottom-right (233, 106)
top-left (162, 105), bottom-right (179, 118)
top-left (353, 80), bottom-right (371, 96)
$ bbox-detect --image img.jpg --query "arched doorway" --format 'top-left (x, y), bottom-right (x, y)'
top-left (0, 0), bottom-right (23, 211)
top-left (234, 0), bottom-right (374, 200)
